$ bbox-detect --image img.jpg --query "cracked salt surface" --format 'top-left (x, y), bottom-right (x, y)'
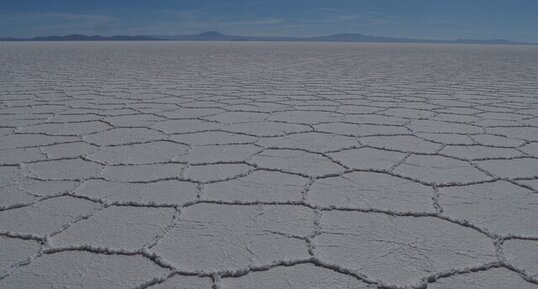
top-left (1, 42), bottom-right (537, 288)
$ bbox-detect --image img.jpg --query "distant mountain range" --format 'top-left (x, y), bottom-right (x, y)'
top-left (1, 31), bottom-right (534, 45)
top-left (0, 34), bottom-right (156, 41)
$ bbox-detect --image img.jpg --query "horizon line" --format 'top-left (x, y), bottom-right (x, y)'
top-left (1, 31), bottom-right (536, 45)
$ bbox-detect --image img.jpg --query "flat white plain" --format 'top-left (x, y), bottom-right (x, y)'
top-left (0, 42), bottom-right (537, 289)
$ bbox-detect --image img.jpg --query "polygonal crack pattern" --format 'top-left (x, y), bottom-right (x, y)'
top-left (0, 42), bottom-right (537, 289)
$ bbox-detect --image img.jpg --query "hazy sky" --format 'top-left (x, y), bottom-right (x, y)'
top-left (1, 0), bottom-right (537, 42)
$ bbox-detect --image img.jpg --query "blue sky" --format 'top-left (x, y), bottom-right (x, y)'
top-left (1, 0), bottom-right (537, 41)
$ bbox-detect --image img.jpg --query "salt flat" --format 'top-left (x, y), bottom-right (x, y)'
top-left (0, 42), bottom-right (537, 289)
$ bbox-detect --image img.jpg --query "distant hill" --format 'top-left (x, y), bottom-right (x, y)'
top-left (168, 31), bottom-right (252, 41)
top-left (306, 33), bottom-right (530, 45)
top-left (306, 33), bottom-right (429, 43)
top-left (151, 31), bottom-right (301, 42)
top-left (1, 32), bottom-right (534, 45)
top-left (0, 34), bottom-right (158, 41)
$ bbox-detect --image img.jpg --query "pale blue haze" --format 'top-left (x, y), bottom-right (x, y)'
top-left (1, 0), bottom-right (537, 42)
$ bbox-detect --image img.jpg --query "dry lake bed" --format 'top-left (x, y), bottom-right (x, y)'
top-left (0, 42), bottom-right (537, 289)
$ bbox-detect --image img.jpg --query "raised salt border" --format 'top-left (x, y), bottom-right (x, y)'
top-left (0, 42), bottom-right (537, 289)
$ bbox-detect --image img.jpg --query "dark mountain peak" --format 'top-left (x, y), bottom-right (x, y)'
top-left (331, 33), bottom-right (367, 37)
top-left (198, 31), bottom-right (224, 37)
top-left (191, 31), bottom-right (235, 40)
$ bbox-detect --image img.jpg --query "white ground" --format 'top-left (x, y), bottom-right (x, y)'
top-left (0, 42), bottom-right (537, 289)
